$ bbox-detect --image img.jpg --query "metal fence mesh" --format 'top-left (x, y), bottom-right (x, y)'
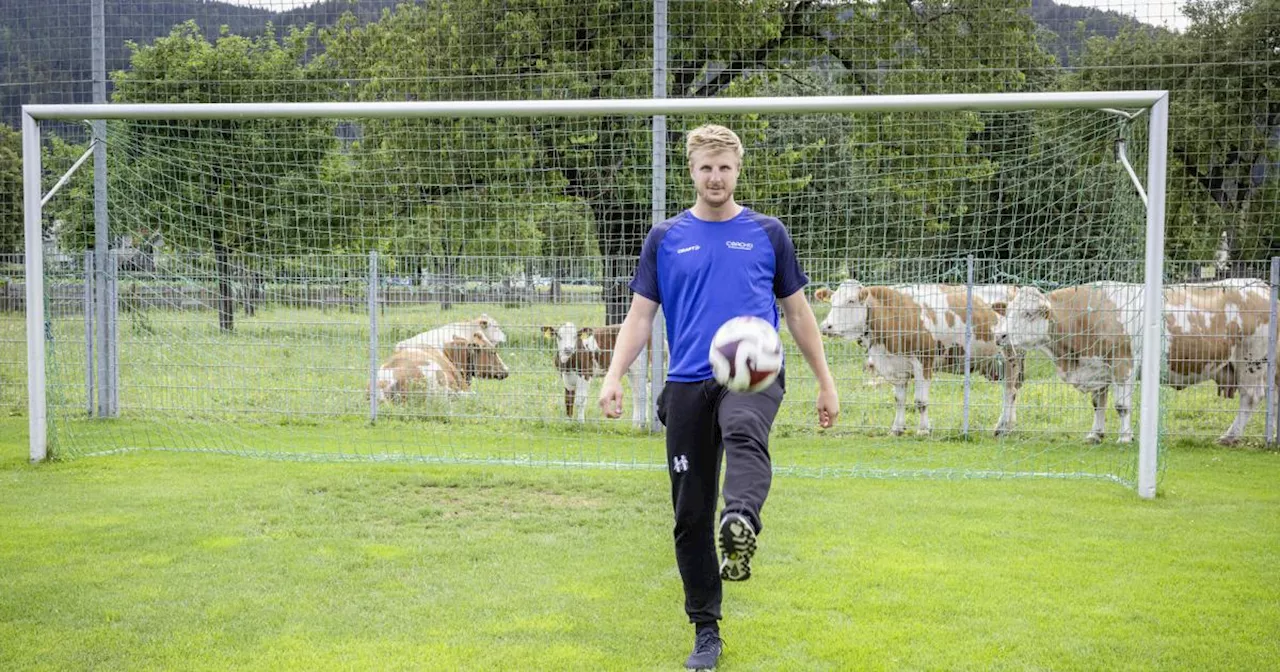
top-left (2, 0), bottom-right (1278, 477)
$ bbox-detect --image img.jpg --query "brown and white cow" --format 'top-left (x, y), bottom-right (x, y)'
top-left (1163, 281), bottom-right (1275, 444)
top-left (993, 282), bottom-right (1147, 444)
top-left (543, 322), bottom-right (650, 427)
top-left (816, 281), bottom-right (1025, 437)
top-left (395, 313), bottom-right (507, 352)
top-left (995, 280), bottom-right (1276, 445)
top-left (375, 332), bottom-right (510, 401)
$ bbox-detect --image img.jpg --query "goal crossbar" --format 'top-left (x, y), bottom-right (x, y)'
top-left (21, 91), bottom-right (1170, 500)
top-left (23, 91), bottom-right (1168, 121)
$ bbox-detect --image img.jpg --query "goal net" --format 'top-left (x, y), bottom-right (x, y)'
top-left (22, 93), bottom-right (1168, 495)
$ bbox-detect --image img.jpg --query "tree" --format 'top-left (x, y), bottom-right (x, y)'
top-left (317, 0), bottom-right (1057, 323)
top-left (109, 21), bottom-right (334, 331)
top-left (0, 123), bottom-right (20, 254)
top-left (1077, 0), bottom-right (1280, 264)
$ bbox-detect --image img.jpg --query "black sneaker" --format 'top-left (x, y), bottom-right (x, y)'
top-left (719, 513), bottom-right (757, 581)
top-left (685, 628), bottom-right (723, 670)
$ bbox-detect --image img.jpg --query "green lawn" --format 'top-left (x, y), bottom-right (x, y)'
top-left (1, 417), bottom-right (1277, 671)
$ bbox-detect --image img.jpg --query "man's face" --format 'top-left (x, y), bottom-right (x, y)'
top-left (689, 148), bottom-right (740, 208)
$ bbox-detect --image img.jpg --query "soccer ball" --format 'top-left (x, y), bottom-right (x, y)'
top-left (708, 316), bottom-right (783, 394)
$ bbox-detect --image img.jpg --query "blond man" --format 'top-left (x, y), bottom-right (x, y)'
top-left (599, 124), bottom-right (839, 670)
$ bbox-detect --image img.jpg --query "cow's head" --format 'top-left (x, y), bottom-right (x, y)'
top-left (543, 322), bottom-right (597, 363)
top-left (816, 281), bottom-right (871, 344)
top-left (445, 332), bottom-right (510, 382)
top-left (993, 286), bottom-right (1052, 349)
top-left (474, 313), bottom-right (506, 345)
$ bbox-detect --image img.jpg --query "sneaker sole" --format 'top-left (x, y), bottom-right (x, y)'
top-left (719, 517), bottom-right (756, 581)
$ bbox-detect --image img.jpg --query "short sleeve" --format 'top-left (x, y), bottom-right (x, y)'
top-left (770, 222), bottom-right (808, 298)
top-left (629, 226), bottom-right (662, 303)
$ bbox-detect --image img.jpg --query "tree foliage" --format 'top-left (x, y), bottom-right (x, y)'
top-left (1078, 0), bottom-right (1280, 263)
top-left (108, 21), bottom-right (335, 330)
top-left (0, 123), bottom-right (20, 254)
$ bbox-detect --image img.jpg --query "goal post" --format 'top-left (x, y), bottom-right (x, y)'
top-left (22, 91), bottom-right (1170, 498)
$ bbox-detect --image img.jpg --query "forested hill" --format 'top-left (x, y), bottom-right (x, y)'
top-left (1028, 0), bottom-right (1152, 66)
top-left (0, 0), bottom-right (401, 125)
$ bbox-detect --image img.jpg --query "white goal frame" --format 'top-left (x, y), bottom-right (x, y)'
top-left (22, 91), bottom-right (1170, 498)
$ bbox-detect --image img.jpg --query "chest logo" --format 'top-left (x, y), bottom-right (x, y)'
top-left (677, 245), bottom-right (701, 254)
top-left (726, 240), bottom-right (753, 251)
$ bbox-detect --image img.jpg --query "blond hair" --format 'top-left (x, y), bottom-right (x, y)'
top-left (685, 124), bottom-right (744, 164)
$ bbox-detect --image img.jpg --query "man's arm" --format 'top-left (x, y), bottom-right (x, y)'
top-left (598, 294), bottom-right (660, 418)
top-left (779, 289), bottom-right (840, 428)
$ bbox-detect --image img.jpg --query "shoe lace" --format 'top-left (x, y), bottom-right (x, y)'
top-left (694, 629), bottom-right (721, 654)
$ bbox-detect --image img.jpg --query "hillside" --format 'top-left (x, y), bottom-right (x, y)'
top-left (1027, 0), bottom-right (1153, 67)
top-left (0, 0), bottom-right (401, 125)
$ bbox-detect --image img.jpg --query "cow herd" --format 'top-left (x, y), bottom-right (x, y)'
top-left (372, 278), bottom-right (1278, 445)
top-left (818, 278), bottom-right (1277, 445)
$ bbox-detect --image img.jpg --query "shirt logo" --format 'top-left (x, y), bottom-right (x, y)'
top-left (726, 240), bottom-right (753, 251)
top-left (677, 245), bottom-right (701, 254)
top-left (672, 455), bottom-right (689, 473)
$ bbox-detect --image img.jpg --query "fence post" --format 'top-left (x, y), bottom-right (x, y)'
top-left (963, 255), bottom-right (974, 437)
top-left (84, 250), bottom-right (94, 416)
top-left (106, 250), bottom-right (118, 417)
top-left (1267, 256), bottom-right (1278, 446)
top-left (369, 251), bottom-right (380, 423)
top-left (648, 0), bottom-right (668, 433)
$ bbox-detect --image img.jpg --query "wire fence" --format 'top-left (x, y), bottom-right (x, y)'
top-left (2, 0), bottom-right (1278, 474)
top-left (3, 253), bottom-right (1276, 460)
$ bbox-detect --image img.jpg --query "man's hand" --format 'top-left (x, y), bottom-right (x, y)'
top-left (598, 376), bottom-right (624, 419)
top-left (817, 384), bottom-right (839, 429)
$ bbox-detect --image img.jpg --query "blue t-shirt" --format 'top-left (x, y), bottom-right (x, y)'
top-left (630, 207), bottom-right (808, 382)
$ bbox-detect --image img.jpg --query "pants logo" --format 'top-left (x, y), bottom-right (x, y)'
top-left (672, 455), bottom-right (689, 473)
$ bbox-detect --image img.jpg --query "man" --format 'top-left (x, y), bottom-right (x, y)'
top-left (597, 124), bottom-right (840, 670)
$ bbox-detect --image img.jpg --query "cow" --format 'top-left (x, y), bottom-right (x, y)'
top-left (543, 322), bottom-right (650, 427)
top-left (1163, 281), bottom-right (1275, 445)
top-left (395, 313), bottom-right (507, 351)
top-left (995, 280), bottom-right (1276, 445)
top-left (816, 281), bottom-right (1025, 437)
top-left (993, 282), bottom-right (1147, 443)
top-left (375, 332), bottom-right (510, 402)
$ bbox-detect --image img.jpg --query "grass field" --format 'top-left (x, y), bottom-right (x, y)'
top-left (1, 416), bottom-right (1278, 671)
top-left (2, 297), bottom-right (1278, 668)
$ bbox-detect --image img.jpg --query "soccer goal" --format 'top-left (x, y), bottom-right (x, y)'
top-left (21, 91), bottom-right (1169, 498)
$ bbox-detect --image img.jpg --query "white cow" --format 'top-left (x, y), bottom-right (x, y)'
top-left (395, 313), bottom-right (507, 351)
top-left (817, 281), bottom-right (1024, 437)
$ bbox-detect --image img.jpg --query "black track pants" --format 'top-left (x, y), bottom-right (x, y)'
top-left (656, 371), bottom-right (784, 624)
